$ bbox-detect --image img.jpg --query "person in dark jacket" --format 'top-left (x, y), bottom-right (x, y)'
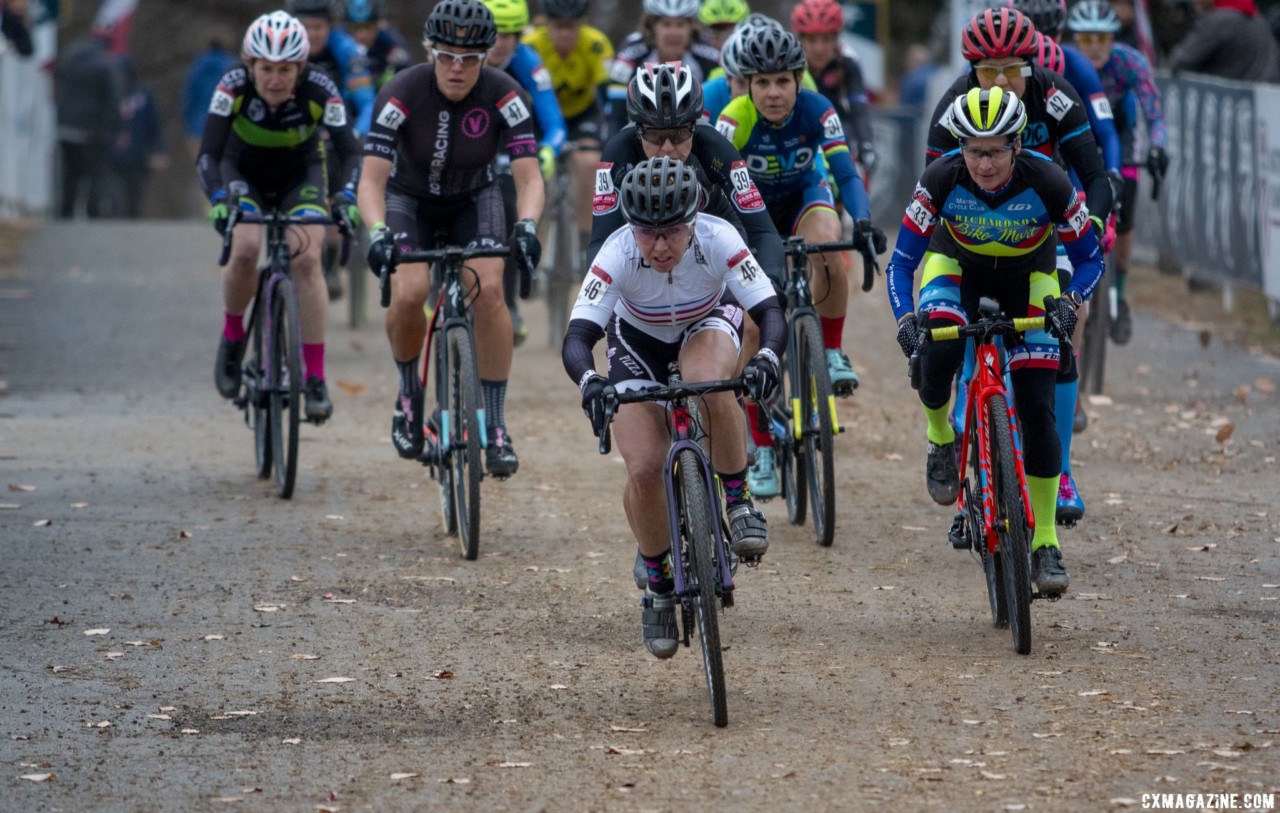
top-left (1168, 0), bottom-right (1279, 81)
top-left (1, 0), bottom-right (33, 57)
top-left (112, 56), bottom-right (167, 218)
top-left (55, 28), bottom-right (123, 218)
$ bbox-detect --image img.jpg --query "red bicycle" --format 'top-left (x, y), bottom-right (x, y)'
top-left (911, 296), bottom-right (1066, 655)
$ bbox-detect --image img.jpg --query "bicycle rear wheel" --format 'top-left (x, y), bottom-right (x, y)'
top-left (1079, 254), bottom-right (1112, 395)
top-left (988, 392), bottom-right (1032, 654)
top-left (269, 279), bottom-right (302, 499)
top-left (347, 231), bottom-right (368, 329)
top-left (545, 178), bottom-right (578, 349)
top-left (677, 449), bottom-right (728, 727)
top-left (448, 325), bottom-right (483, 560)
top-left (796, 314), bottom-right (836, 547)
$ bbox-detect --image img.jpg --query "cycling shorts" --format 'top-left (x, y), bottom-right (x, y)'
top-left (765, 180), bottom-right (837, 236)
top-left (1116, 173), bottom-right (1139, 235)
top-left (385, 183), bottom-right (507, 254)
top-left (225, 159), bottom-right (328, 217)
top-left (605, 298), bottom-right (745, 393)
top-left (565, 103), bottom-right (605, 148)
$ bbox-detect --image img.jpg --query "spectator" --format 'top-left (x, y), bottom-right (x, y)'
top-left (1167, 0), bottom-right (1279, 81)
top-left (55, 27), bottom-right (123, 219)
top-left (898, 44), bottom-right (938, 111)
top-left (182, 25), bottom-right (237, 153)
top-left (111, 56), bottom-right (167, 218)
top-left (1, 0), bottom-right (32, 56)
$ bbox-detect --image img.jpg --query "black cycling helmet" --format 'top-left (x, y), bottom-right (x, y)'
top-left (739, 26), bottom-right (807, 76)
top-left (1010, 0), bottom-right (1067, 38)
top-left (620, 156), bottom-right (701, 228)
top-left (626, 63), bottom-right (704, 129)
top-left (542, 0), bottom-right (589, 19)
top-left (286, 0), bottom-right (336, 20)
top-left (424, 0), bottom-right (499, 49)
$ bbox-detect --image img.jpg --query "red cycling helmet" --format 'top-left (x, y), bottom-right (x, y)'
top-left (790, 0), bottom-right (842, 35)
top-left (961, 7), bottom-right (1038, 62)
top-left (1033, 31), bottom-right (1065, 73)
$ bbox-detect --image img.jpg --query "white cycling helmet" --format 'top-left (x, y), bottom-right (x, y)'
top-left (643, 0), bottom-right (700, 19)
top-left (243, 11), bottom-right (311, 63)
top-left (947, 86), bottom-right (1027, 142)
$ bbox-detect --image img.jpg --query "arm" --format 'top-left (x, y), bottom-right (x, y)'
top-left (1057, 192), bottom-right (1104, 301)
top-left (840, 56), bottom-right (876, 160)
top-left (1049, 78), bottom-right (1114, 222)
top-left (884, 177), bottom-right (943, 322)
top-left (516, 47), bottom-right (568, 155)
top-left (356, 155), bottom-right (392, 233)
top-left (1129, 50), bottom-right (1167, 149)
top-left (1063, 48), bottom-right (1122, 174)
top-left (510, 153), bottom-right (545, 225)
top-left (194, 69), bottom-right (242, 200)
top-left (816, 103), bottom-right (870, 221)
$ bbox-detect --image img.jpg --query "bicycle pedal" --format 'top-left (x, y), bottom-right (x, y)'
top-left (1056, 517), bottom-right (1079, 529)
top-left (1032, 590), bottom-right (1064, 603)
top-left (738, 554), bottom-right (763, 568)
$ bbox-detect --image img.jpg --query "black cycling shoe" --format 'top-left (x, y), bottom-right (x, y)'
top-left (391, 390), bottom-right (424, 459)
top-left (215, 336), bottom-right (246, 399)
top-left (1110, 298), bottom-right (1133, 345)
top-left (304, 377), bottom-right (333, 423)
top-left (926, 441), bottom-right (960, 506)
top-left (640, 589), bottom-right (679, 659)
top-left (485, 426), bottom-right (519, 478)
top-left (1031, 546), bottom-right (1070, 594)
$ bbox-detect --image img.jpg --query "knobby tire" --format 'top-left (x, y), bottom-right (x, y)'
top-left (250, 289), bottom-right (271, 480)
top-left (798, 314), bottom-right (836, 546)
top-left (434, 322), bottom-right (458, 537)
top-left (677, 450), bottom-right (728, 727)
top-left (1080, 254), bottom-right (1112, 395)
top-left (269, 279), bottom-right (301, 499)
top-left (988, 392), bottom-right (1032, 654)
top-left (450, 326), bottom-right (483, 560)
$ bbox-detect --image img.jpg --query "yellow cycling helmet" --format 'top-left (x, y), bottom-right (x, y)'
top-left (482, 0), bottom-right (529, 34)
top-left (698, 0), bottom-right (749, 26)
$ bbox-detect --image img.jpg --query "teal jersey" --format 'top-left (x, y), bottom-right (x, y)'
top-left (715, 88), bottom-right (868, 219)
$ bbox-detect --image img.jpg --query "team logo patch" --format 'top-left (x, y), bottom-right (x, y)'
top-left (714, 116), bottom-right (737, 141)
top-left (729, 161), bottom-right (763, 211)
top-left (1088, 94), bottom-right (1113, 120)
top-left (462, 108), bottom-right (490, 138)
top-left (324, 98), bottom-right (347, 127)
top-left (821, 109), bottom-right (844, 140)
top-left (209, 89), bottom-right (234, 117)
top-left (247, 98), bottom-right (266, 123)
top-left (1045, 88), bottom-right (1076, 122)
top-left (376, 97), bottom-right (409, 130)
top-left (497, 91), bottom-right (531, 127)
top-left (593, 163), bottom-right (618, 214)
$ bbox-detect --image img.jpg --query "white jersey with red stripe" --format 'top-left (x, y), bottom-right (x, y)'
top-left (570, 214), bottom-right (774, 344)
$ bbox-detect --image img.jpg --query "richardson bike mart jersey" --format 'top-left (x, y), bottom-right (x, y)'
top-left (196, 63), bottom-right (361, 199)
top-left (570, 214), bottom-right (775, 343)
top-left (714, 89), bottom-right (870, 220)
top-left (925, 64), bottom-right (1112, 223)
top-left (363, 63), bottom-right (539, 199)
top-left (885, 150), bottom-right (1104, 323)
top-left (522, 24), bottom-right (614, 121)
top-left (587, 123), bottom-right (785, 283)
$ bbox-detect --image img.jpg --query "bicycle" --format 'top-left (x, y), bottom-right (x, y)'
top-left (598, 364), bottom-right (756, 728)
top-left (909, 296), bottom-right (1067, 655)
top-left (378, 241), bottom-right (511, 560)
top-left (540, 143), bottom-right (582, 350)
top-left (218, 193), bottom-right (348, 500)
top-left (753, 236), bottom-right (878, 548)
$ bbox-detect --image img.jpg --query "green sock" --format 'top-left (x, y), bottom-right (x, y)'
top-left (1027, 475), bottom-right (1060, 551)
top-left (1115, 269), bottom-right (1128, 299)
top-left (924, 404), bottom-right (955, 446)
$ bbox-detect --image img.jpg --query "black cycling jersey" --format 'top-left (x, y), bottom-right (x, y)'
top-left (364, 63), bottom-right (539, 200)
top-left (196, 64), bottom-right (360, 200)
top-left (811, 53), bottom-right (875, 158)
top-left (605, 33), bottom-right (722, 136)
top-left (588, 123), bottom-right (785, 285)
top-left (925, 65), bottom-right (1112, 222)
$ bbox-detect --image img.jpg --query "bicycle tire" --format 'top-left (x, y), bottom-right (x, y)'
top-left (677, 449), bottom-right (728, 727)
top-left (433, 323), bottom-right (458, 537)
top-left (777, 408), bottom-right (802, 524)
top-left (269, 279), bottom-right (302, 499)
top-left (546, 176), bottom-right (577, 349)
top-left (249, 295), bottom-right (271, 480)
top-left (784, 324), bottom-right (808, 527)
top-left (449, 326), bottom-right (483, 560)
top-left (797, 314), bottom-right (836, 547)
top-left (1079, 255), bottom-right (1111, 395)
top-left (988, 392), bottom-right (1032, 655)
top-left (347, 231), bottom-right (368, 329)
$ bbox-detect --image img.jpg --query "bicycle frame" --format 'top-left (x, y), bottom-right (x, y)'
top-left (780, 238), bottom-right (843, 440)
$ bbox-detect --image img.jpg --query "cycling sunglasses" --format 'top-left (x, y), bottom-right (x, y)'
top-left (973, 62), bottom-right (1032, 82)
top-left (638, 125), bottom-right (696, 146)
top-left (432, 48), bottom-right (486, 67)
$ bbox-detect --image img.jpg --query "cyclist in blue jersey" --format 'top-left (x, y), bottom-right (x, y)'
top-left (716, 26), bottom-right (884, 497)
top-left (887, 88), bottom-right (1103, 595)
top-left (482, 0), bottom-right (567, 345)
top-left (343, 0), bottom-right (412, 90)
top-left (286, 0), bottom-right (376, 135)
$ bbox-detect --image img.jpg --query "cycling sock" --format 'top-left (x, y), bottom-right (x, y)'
top-left (1055, 378), bottom-right (1077, 478)
top-left (1115, 268), bottom-right (1128, 299)
top-left (924, 403), bottom-right (956, 446)
top-left (481, 379), bottom-right (507, 429)
top-left (720, 468), bottom-right (751, 507)
top-left (642, 549), bottom-right (674, 593)
top-left (302, 343), bottom-right (324, 381)
top-left (744, 402), bottom-right (773, 449)
top-left (223, 312), bottom-right (246, 343)
top-left (820, 315), bottom-right (845, 350)
top-left (396, 357), bottom-right (421, 397)
top-left (1027, 475), bottom-right (1060, 551)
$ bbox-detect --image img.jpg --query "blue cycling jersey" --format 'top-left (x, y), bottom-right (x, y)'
top-left (504, 43), bottom-right (568, 155)
top-left (313, 28), bottom-right (376, 136)
top-left (702, 76), bottom-right (731, 122)
top-left (1060, 43), bottom-right (1121, 174)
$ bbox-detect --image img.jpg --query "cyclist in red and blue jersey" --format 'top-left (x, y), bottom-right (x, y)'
top-left (343, 0), bottom-right (412, 90)
top-left (1069, 0), bottom-right (1167, 346)
top-left (887, 87), bottom-right (1103, 595)
top-left (287, 0), bottom-right (377, 136)
top-left (199, 12), bottom-right (362, 424)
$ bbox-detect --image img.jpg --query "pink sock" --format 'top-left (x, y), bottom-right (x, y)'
top-left (821, 315), bottom-right (845, 350)
top-left (223, 312), bottom-right (246, 343)
top-left (303, 343), bottom-right (324, 381)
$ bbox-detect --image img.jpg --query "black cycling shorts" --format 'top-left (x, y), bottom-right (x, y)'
top-left (565, 104), bottom-right (605, 148)
top-left (385, 183), bottom-right (507, 253)
top-left (1116, 174), bottom-right (1139, 235)
top-left (223, 158), bottom-right (327, 215)
top-left (605, 298), bottom-right (745, 391)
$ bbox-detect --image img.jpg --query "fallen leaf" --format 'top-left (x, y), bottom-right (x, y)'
top-left (1255, 377), bottom-right (1276, 393)
top-left (181, 728), bottom-right (200, 735)
top-left (1215, 423), bottom-right (1235, 444)
top-left (491, 761), bottom-right (532, 768)
top-left (1078, 690), bottom-right (1109, 697)
top-left (146, 714), bottom-right (171, 721)
top-left (33, 519), bottom-right (51, 527)
top-left (1162, 523), bottom-right (1179, 534)
top-left (9, 483), bottom-right (36, 492)
top-left (1188, 544), bottom-right (1218, 552)
top-left (437, 777), bottom-right (471, 784)
top-left (282, 737), bottom-right (302, 744)
top-left (336, 380), bottom-right (365, 396)
top-left (204, 634), bottom-right (224, 641)
top-left (389, 772), bottom-right (419, 781)
top-left (315, 677), bottom-right (354, 684)
top-left (253, 605), bottom-right (280, 612)
top-left (83, 628), bottom-right (110, 636)
top-left (19, 773), bottom-right (55, 782)
top-left (610, 725), bottom-right (648, 732)
top-left (292, 653), bottom-right (320, 660)
top-left (430, 670), bottom-right (454, 680)
top-left (606, 746), bottom-right (648, 756)
top-left (1146, 749), bottom-right (1186, 755)
top-left (70, 502), bottom-right (88, 509)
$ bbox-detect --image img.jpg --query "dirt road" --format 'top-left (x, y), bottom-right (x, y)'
top-left (1, 222), bottom-right (1277, 812)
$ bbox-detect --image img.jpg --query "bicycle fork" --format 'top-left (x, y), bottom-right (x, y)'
top-left (663, 439), bottom-right (737, 623)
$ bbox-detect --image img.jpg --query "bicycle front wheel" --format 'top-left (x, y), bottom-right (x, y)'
top-left (448, 326), bottom-right (483, 559)
top-left (796, 314), bottom-right (836, 547)
top-left (269, 279), bottom-right (302, 499)
top-left (677, 449), bottom-right (728, 727)
top-left (248, 296), bottom-right (271, 480)
top-left (988, 392), bottom-right (1032, 654)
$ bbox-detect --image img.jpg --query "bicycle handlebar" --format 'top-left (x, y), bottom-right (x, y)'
top-left (377, 245), bottom-right (513, 308)
top-left (783, 236), bottom-right (880, 293)
top-left (596, 373), bottom-right (755, 455)
top-left (216, 200), bottom-right (348, 268)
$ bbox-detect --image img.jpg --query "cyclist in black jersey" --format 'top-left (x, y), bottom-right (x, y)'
top-left (199, 11), bottom-right (362, 423)
top-left (357, 0), bottom-right (544, 477)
